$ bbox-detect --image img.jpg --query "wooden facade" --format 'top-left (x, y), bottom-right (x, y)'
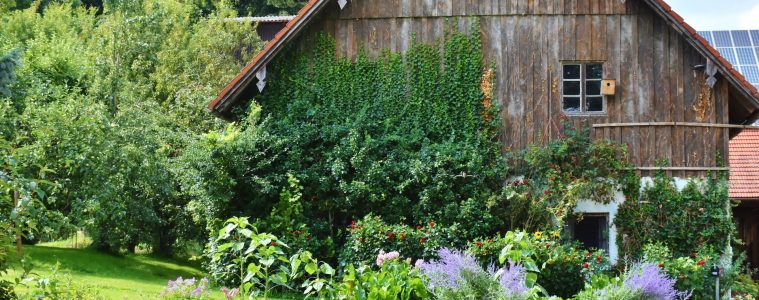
top-left (212, 0), bottom-right (759, 178)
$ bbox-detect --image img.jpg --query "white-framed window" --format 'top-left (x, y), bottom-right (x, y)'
top-left (562, 63), bottom-right (604, 114)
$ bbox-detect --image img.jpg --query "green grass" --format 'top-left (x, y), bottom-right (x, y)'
top-left (5, 245), bottom-right (210, 299)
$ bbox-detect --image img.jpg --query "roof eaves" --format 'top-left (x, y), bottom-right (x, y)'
top-left (644, 0), bottom-right (759, 116)
top-left (208, 0), bottom-right (329, 115)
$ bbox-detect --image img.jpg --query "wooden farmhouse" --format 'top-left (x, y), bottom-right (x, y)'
top-left (208, 0), bottom-right (759, 263)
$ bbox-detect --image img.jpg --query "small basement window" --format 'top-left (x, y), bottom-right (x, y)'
top-left (569, 214), bottom-right (609, 252)
top-left (562, 63), bottom-right (604, 114)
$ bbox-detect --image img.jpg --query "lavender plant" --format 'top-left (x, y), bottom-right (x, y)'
top-left (419, 248), bottom-right (533, 300)
top-left (159, 277), bottom-right (211, 299)
top-left (624, 263), bottom-right (691, 300)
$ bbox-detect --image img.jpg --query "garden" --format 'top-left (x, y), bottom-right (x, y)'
top-left (1, 0), bottom-right (759, 299)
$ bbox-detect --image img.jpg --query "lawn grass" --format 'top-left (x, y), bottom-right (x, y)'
top-left (5, 244), bottom-right (212, 299)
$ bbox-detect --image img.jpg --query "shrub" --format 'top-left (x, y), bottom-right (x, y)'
top-left (469, 230), bottom-right (610, 298)
top-left (640, 242), bottom-right (740, 299)
top-left (333, 258), bottom-right (428, 300)
top-left (624, 263), bottom-right (691, 299)
top-left (207, 217), bottom-right (335, 298)
top-left (616, 174), bottom-right (733, 259)
top-left (339, 214), bottom-right (455, 268)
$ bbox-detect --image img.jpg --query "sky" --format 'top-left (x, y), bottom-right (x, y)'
top-left (666, 0), bottom-right (759, 30)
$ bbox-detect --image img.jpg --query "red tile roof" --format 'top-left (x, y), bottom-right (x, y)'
top-left (208, 0), bottom-right (759, 117)
top-left (730, 129), bottom-right (759, 199)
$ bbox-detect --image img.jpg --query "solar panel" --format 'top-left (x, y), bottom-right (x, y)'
top-left (751, 30), bottom-right (759, 45)
top-left (736, 48), bottom-right (757, 65)
top-left (732, 30), bottom-right (752, 46)
top-left (741, 66), bottom-right (759, 83)
top-left (713, 31), bottom-right (733, 47)
top-left (700, 30), bottom-right (759, 86)
top-left (698, 31), bottom-right (714, 45)
top-left (718, 47), bottom-right (738, 64)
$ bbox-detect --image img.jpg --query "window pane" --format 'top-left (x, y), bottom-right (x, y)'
top-left (563, 97), bottom-right (581, 112)
top-left (586, 64), bottom-right (603, 79)
top-left (563, 65), bottom-right (581, 79)
top-left (586, 81), bottom-right (601, 95)
top-left (586, 97), bottom-right (604, 112)
top-left (563, 81), bottom-right (581, 95)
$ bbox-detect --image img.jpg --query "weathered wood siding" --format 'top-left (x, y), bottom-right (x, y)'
top-left (292, 0), bottom-right (733, 177)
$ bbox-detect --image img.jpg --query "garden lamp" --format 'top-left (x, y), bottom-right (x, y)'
top-left (710, 265), bottom-right (720, 300)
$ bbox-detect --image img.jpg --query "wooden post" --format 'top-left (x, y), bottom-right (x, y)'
top-left (13, 190), bottom-right (22, 257)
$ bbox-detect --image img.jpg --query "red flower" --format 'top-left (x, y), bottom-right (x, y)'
top-left (596, 256), bottom-right (602, 262)
top-left (658, 263), bottom-right (665, 268)
top-left (387, 232), bottom-right (395, 239)
top-left (416, 225), bottom-right (422, 230)
top-left (513, 180), bottom-right (520, 186)
top-left (420, 237), bottom-right (428, 245)
top-left (549, 177), bottom-right (555, 182)
top-left (691, 252), bottom-right (697, 258)
top-left (357, 225), bottom-right (362, 230)
top-left (522, 180), bottom-right (529, 185)
top-left (585, 252), bottom-right (591, 257)
top-left (400, 233), bottom-right (406, 241)
top-left (271, 241), bottom-right (277, 246)
top-left (582, 263), bottom-right (589, 269)
top-left (697, 260), bottom-right (705, 266)
top-left (476, 241), bottom-right (483, 247)
top-left (544, 189), bottom-right (551, 195)
top-left (306, 235), bottom-right (311, 241)
top-left (428, 221), bottom-right (436, 228)
top-left (487, 239), bottom-right (493, 244)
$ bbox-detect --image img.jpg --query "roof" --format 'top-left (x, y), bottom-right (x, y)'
top-left (232, 16), bottom-right (295, 23)
top-left (208, 0), bottom-right (759, 117)
top-left (697, 30), bottom-right (759, 90)
top-left (730, 128), bottom-right (759, 200)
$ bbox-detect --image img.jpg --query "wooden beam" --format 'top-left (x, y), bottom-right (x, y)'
top-left (632, 166), bottom-right (729, 171)
top-left (592, 122), bottom-right (759, 129)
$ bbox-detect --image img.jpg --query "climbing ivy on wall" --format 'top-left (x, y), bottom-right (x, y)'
top-left (219, 24), bottom-right (511, 251)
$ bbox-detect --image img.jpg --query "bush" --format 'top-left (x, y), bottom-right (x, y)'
top-left (640, 242), bottom-right (740, 299)
top-left (333, 258), bottom-right (428, 300)
top-left (338, 214), bottom-right (456, 268)
top-left (468, 230), bottom-right (610, 298)
top-left (616, 174), bottom-right (733, 259)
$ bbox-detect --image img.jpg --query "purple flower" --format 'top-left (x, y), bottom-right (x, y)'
top-left (624, 263), bottom-right (691, 300)
top-left (496, 262), bottom-right (528, 296)
top-left (419, 248), bottom-right (484, 290)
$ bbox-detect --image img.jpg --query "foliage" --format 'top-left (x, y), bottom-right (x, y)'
top-left (0, 48), bottom-right (21, 97)
top-left (160, 277), bottom-right (211, 299)
top-left (0, 0), bottom-right (262, 255)
top-left (470, 230), bottom-right (610, 298)
top-left (339, 214), bottom-right (455, 268)
top-left (333, 259), bottom-right (428, 300)
top-left (640, 242), bottom-right (740, 299)
top-left (573, 275), bottom-right (644, 300)
top-left (615, 173), bottom-right (734, 259)
top-left (20, 263), bottom-right (105, 300)
top-left (208, 217), bottom-right (334, 298)
top-left (518, 119), bottom-right (639, 226)
top-left (184, 24), bottom-right (508, 264)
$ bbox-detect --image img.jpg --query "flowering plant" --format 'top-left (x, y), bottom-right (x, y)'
top-left (419, 248), bottom-right (539, 300)
top-left (333, 257), bottom-right (428, 300)
top-left (339, 214), bottom-right (451, 267)
top-left (159, 277), bottom-right (210, 299)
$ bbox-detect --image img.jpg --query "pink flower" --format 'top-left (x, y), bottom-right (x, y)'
top-left (376, 250), bottom-right (401, 266)
top-left (221, 287), bottom-right (239, 299)
top-left (414, 259), bottom-right (425, 269)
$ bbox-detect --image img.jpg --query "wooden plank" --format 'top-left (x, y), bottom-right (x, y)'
top-left (591, 15), bottom-right (607, 61)
top-left (532, 15), bottom-right (547, 144)
top-left (607, 15), bottom-right (621, 145)
top-left (576, 15), bottom-right (590, 60)
top-left (592, 122), bottom-right (759, 129)
top-left (562, 15), bottom-right (576, 60)
top-left (620, 12), bottom-right (638, 168)
top-left (518, 16), bottom-right (533, 149)
top-left (637, 5), bottom-right (654, 167)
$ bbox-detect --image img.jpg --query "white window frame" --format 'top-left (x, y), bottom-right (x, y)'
top-left (562, 62), bottom-right (606, 115)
